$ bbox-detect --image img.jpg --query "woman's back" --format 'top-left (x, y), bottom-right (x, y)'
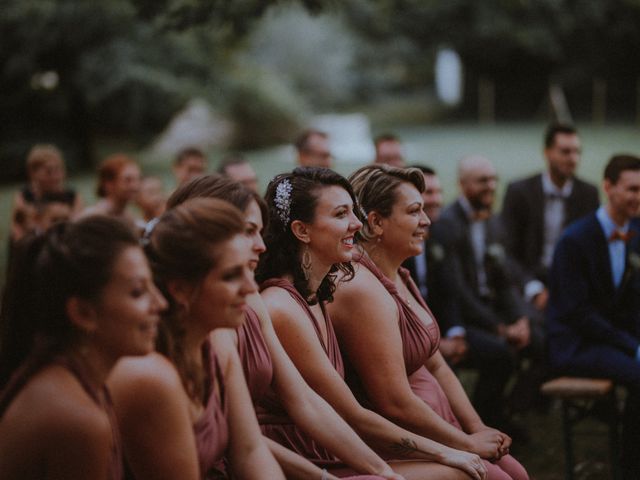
top-left (1, 363), bottom-right (118, 480)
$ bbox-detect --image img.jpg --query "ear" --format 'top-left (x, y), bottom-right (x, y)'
top-left (367, 210), bottom-right (385, 237)
top-left (66, 297), bottom-right (99, 334)
top-left (165, 278), bottom-right (195, 309)
top-left (603, 178), bottom-right (612, 196)
top-left (290, 219), bottom-right (311, 244)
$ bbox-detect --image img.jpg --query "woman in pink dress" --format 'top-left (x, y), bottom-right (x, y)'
top-left (108, 198), bottom-right (284, 480)
top-left (0, 215), bottom-right (166, 480)
top-left (256, 167), bottom-right (488, 480)
top-left (328, 164), bottom-right (529, 480)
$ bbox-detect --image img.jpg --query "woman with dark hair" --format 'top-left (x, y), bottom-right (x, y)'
top-left (256, 167), bottom-right (487, 480)
top-left (108, 197), bottom-right (284, 480)
top-left (0, 216), bottom-right (166, 479)
top-left (328, 164), bottom-right (528, 480)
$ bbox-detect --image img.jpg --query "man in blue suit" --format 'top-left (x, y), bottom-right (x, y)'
top-left (547, 154), bottom-right (640, 478)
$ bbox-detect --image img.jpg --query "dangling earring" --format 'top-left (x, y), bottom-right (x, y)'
top-left (301, 245), bottom-right (312, 282)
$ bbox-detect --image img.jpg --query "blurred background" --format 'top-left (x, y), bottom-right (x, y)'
top-left (3, 2), bottom-right (640, 476)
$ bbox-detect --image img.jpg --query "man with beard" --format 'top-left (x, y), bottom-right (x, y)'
top-left (431, 155), bottom-right (545, 439)
top-left (501, 124), bottom-right (599, 311)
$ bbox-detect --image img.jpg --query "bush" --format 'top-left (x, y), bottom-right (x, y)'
top-left (225, 69), bottom-right (306, 149)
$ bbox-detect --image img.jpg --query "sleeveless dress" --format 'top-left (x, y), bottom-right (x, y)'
top-left (55, 356), bottom-right (124, 480)
top-left (353, 254), bottom-right (529, 480)
top-left (195, 340), bottom-right (230, 480)
top-left (253, 280), bottom-right (386, 479)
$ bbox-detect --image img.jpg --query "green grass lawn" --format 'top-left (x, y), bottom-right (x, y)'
top-left (1, 120), bottom-right (638, 479)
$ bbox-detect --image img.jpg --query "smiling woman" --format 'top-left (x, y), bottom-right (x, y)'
top-left (0, 215), bottom-right (165, 480)
top-left (328, 164), bottom-right (529, 480)
top-left (108, 197), bottom-right (285, 480)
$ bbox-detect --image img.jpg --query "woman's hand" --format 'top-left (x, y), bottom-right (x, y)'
top-left (467, 424), bottom-right (511, 460)
top-left (443, 449), bottom-right (487, 480)
top-left (466, 430), bottom-right (503, 460)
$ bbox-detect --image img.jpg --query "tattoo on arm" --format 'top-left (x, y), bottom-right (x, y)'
top-left (390, 437), bottom-right (425, 458)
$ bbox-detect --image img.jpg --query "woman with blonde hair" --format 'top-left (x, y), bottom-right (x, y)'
top-left (328, 164), bottom-right (528, 480)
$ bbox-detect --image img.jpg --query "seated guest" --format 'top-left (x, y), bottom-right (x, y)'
top-left (501, 124), bottom-right (599, 310)
top-left (257, 167), bottom-right (486, 480)
top-left (170, 173), bottom-right (483, 480)
top-left (373, 134), bottom-right (406, 167)
top-left (10, 144), bottom-right (83, 245)
top-left (294, 129), bottom-right (333, 168)
top-left (330, 164), bottom-right (528, 480)
top-left (547, 154), bottom-right (640, 479)
top-left (108, 198), bottom-right (285, 480)
top-left (217, 154), bottom-right (260, 193)
top-left (0, 216), bottom-right (166, 479)
top-left (173, 147), bottom-right (207, 186)
top-left (81, 154), bottom-right (141, 223)
top-left (135, 176), bottom-right (166, 222)
top-left (402, 166), bottom-right (468, 366)
top-left (430, 156), bottom-right (545, 429)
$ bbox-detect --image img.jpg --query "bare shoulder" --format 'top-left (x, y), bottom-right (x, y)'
top-left (108, 353), bottom-right (185, 409)
top-left (330, 263), bottom-right (393, 325)
top-left (260, 286), bottom-right (302, 324)
top-left (2, 365), bottom-right (111, 454)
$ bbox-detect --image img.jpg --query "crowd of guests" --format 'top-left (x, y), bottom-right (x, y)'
top-left (1, 122), bottom-right (640, 479)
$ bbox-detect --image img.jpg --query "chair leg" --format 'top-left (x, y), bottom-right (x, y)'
top-left (607, 391), bottom-right (622, 480)
top-left (562, 400), bottom-right (575, 480)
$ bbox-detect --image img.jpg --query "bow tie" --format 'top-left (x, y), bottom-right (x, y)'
top-left (609, 230), bottom-right (636, 243)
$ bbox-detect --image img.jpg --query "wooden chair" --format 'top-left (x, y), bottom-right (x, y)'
top-left (540, 377), bottom-right (621, 480)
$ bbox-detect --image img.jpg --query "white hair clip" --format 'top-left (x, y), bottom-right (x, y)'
top-left (274, 178), bottom-right (293, 229)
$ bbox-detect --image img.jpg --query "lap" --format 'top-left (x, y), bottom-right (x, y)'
top-left (558, 343), bottom-right (640, 390)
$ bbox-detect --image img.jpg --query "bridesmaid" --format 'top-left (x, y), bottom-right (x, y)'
top-left (167, 174), bottom-right (401, 480)
top-left (256, 167), bottom-right (487, 480)
top-left (108, 198), bottom-right (284, 480)
top-left (328, 164), bottom-right (529, 480)
top-left (0, 216), bottom-right (166, 479)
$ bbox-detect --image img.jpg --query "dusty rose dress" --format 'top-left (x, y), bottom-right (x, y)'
top-left (353, 254), bottom-right (529, 480)
top-left (60, 357), bottom-right (124, 480)
top-left (194, 341), bottom-right (229, 479)
top-left (250, 281), bottom-right (386, 479)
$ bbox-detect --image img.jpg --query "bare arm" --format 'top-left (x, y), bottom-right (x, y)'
top-left (262, 287), bottom-right (481, 480)
top-left (329, 269), bottom-right (502, 461)
top-left (108, 354), bottom-right (200, 480)
top-left (265, 438), bottom-right (341, 480)
top-left (45, 404), bottom-right (112, 480)
top-left (215, 340), bottom-right (285, 480)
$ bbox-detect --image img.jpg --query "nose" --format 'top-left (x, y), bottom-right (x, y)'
top-left (420, 209), bottom-right (431, 227)
top-left (253, 233), bottom-right (266, 255)
top-left (349, 211), bottom-right (363, 232)
top-left (151, 284), bottom-right (168, 312)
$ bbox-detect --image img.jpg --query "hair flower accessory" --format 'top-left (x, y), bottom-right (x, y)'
top-left (274, 178), bottom-right (293, 229)
top-left (140, 217), bottom-right (160, 247)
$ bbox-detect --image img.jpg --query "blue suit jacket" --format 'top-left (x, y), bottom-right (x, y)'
top-left (547, 212), bottom-right (640, 369)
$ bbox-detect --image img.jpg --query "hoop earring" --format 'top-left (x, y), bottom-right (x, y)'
top-left (301, 245), bottom-right (312, 282)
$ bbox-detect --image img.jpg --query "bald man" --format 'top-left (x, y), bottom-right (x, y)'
top-left (431, 155), bottom-right (545, 439)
